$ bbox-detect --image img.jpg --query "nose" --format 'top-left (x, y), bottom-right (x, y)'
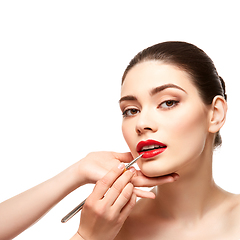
top-left (135, 110), bottom-right (158, 135)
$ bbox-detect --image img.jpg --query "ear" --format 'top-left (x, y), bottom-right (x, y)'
top-left (208, 96), bottom-right (228, 133)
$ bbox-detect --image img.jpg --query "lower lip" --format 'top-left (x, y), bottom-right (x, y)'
top-left (140, 148), bottom-right (167, 158)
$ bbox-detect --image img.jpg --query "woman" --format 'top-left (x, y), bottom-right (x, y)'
top-left (1, 42), bottom-right (238, 240)
top-left (73, 42), bottom-right (240, 239)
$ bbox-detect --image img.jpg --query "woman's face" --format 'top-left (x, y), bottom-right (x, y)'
top-left (120, 61), bottom-right (212, 177)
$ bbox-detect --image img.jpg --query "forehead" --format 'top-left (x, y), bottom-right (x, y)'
top-left (121, 61), bottom-right (196, 97)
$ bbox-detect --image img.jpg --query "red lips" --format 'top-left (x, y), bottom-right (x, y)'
top-left (137, 139), bottom-right (167, 159)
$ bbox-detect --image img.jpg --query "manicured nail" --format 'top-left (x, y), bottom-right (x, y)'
top-left (173, 174), bottom-right (179, 181)
top-left (129, 167), bottom-right (136, 173)
top-left (118, 163), bottom-right (125, 170)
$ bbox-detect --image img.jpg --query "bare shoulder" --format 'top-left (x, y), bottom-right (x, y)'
top-left (227, 193), bottom-right (240, 219)
top-left (221, 192), bottom-right (240, 236)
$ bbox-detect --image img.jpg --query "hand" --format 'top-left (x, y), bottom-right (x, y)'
top-left (132, 170), bottom-right (179, 187)
top-left (76, 152), bottom-right (133, 185)
top-left (131, 171), bottom-right (179, 198)
top-left (76, 160), bottom-right (179, 240)
top-left (77, 162), bottom-right (137, 240)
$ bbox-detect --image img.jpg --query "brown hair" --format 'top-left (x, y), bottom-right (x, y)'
top-left (122, 41), bottom-right (227, 148)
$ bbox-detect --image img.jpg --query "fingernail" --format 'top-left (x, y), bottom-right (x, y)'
top-left (129, 167), bottom-right (136, 173)
top-left (118, 163), bottom-right (125, 170)
top-left (173, 174), bottom-right (179, 181)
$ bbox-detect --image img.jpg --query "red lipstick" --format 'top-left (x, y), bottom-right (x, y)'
top-left (137, 139), bottom-right (167, 159)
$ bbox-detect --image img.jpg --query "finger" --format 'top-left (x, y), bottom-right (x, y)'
top-left (119, 192), bottom-right (137, 222)
top-left (112, 182), bottom-right (134, 212)
top-left (132, 171), bottom-right (179, 187)
top-left (92, 163), bottom-right (126, 199)
top-left (103, 168), bottom-right (135, 206)
top-left (133, 188), bottom-right (155, 199)
top-left (112, 152), bottom-right (134, 163)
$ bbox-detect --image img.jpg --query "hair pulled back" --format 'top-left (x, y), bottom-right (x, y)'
top-left (122, 41), bottom-right (227, 148)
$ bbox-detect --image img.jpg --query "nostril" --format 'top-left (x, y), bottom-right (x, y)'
top-left (136, 127), bottom-right (153, 135)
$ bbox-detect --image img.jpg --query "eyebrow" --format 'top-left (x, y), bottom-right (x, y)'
top-left (119, 95), bottom-right (137, 104)
top-left (119, 83), bottom-right (186, 104)
top-left (150, 83), bottom-right (187, 96)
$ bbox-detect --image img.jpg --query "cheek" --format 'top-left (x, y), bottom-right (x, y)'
top-left (139, 110), bottom-right (209, 178)
top-left (122, 121), bottom-right (136, 151)
top-left (167, 104), bottom-right (209, 159)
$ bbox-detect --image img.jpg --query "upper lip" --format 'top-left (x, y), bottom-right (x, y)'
top-left (136, 139), bottom-right (167, 153)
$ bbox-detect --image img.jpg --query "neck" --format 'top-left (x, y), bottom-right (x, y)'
top-left (153, 147), bottom-right (224, 222)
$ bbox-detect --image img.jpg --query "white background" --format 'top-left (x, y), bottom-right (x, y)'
top-left (0, 1), bottom-right (239, 239)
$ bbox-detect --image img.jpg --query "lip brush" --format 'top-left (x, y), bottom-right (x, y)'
top-left (61, 154), bottom-right (143, 223)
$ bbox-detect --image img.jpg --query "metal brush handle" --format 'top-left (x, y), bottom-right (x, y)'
top-left (61, 199), bottom-right (86, 223)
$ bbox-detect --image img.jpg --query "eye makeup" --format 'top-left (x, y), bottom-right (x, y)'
top-left (158, 100), bottom-right (180, 110)
top-left (122, 108), bottom-right (140, 118)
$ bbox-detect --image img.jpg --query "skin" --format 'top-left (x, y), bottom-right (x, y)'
top-left (113, 61), bottom-right (240, 239)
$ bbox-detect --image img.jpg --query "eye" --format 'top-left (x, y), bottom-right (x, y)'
top-left (159, 100), bottom-right (179, 109)
top-left (122, 108), bottom-right (140, 118)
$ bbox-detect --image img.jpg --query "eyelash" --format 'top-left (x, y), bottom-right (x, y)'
top-left (122, 108), bottom-right (140, 118)
top-left (158, 100), bottom-right (179, 110)
top-left (122, 100), bottom-right (179, 118)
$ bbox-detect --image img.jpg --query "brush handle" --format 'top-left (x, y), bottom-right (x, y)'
top-left (61, 199), bottom-right (86, 223)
